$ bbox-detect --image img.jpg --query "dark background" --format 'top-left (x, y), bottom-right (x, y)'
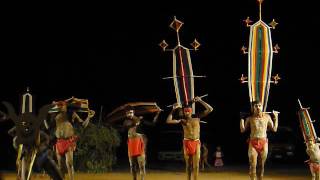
top-left (1, 0), bottom-right (319, 170)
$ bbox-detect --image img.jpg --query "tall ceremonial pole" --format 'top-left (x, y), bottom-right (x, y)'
top-left (240, 0), bottom-right (280, 113)
top-left (297, 99), bottom-right (318, 144)
top-left (160, 16), bottom-right (205, 114)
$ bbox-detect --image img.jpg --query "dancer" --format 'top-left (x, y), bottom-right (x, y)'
top-left (167, 96), bottom-right (213, 180)
top-left (240, 101), bottom-right (278, 180)
top-left (123, 106), bottom-right (160, 180)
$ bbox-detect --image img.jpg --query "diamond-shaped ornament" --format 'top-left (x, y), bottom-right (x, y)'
top-left (241, 46), bottom-right (248, 54)
top-left (273, 74), bottom-right (281, 84)
top-left (190, 39), bottom-right (201, 50)
top-left (273, 74), bottom-right (281, 81)
top-left (159, 40), bottom-right (168, 51)
top-left (243, 17), bottom-right (253, 27)
top-left (269, 19), bottom-right (278, 29)
top-left (273, 44), bottom-right (280, 53)
top-left (170, 16), bottom-right (184, 32)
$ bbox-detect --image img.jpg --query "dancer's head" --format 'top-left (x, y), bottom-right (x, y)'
top-left (55, 101), bottom-right (67, 112)
top-left (125, 106), bottom-right (135, 119)
top-left (183, 106), bottom-right (193, 118)
top-left (251, 100), bottom-right (262, 115)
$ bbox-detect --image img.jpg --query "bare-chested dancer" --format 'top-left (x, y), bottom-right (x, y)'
top-left (2, 100), bottom-right (62, 180)
top-left (123, 106), bottom-right (160, 180)
top-left (306, 139), bottom-right (320, 180)
top-left (166, 96), bottom-right (213, 180)
top-left (53, 101), bottom-right (94, 180)
top-left (240, 101), bottom-right (279, 180)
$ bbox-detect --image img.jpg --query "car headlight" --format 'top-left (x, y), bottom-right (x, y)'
top-left (287, 146), bottom-right (294, 150)
top-left (286, 152), bottom-right (294, 156)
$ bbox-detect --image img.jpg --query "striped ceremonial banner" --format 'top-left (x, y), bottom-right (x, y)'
top-left (297, 100), bottom-right (317, 144)
top-left (105, 102), bottom-right (162, 124)
top-left (242, 0), bottom-right (280, 112)
top-left (160, 17), bottom-right (205, 114)
top-left (248, 20), bottom-right (273, 112)
top-left (248, 20), bottom-right (273, 111)
top-left (173, 45), bottom-right (195, 111)
top-left (49, 97), bottom-right (90, 113)
top-left (67, 98), bottom-right (89, 112)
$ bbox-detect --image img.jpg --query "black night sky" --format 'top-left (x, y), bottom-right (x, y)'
top-left (1, 0), bottom-right (319, 170)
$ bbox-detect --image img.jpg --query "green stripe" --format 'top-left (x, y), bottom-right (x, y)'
top-left (301, 111), bottom-right (311, 137)
top-left (255, 26), bottom-right (264, 102)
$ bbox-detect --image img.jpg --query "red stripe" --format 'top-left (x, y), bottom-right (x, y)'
top-left (178, 47), bottom-right (189, 105)
top-left (180, 48), bottom-right (191, 104)
top-left (183, 50), bottom-right (191, 104)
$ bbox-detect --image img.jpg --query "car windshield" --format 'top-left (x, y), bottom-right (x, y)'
top-left (157, 131), bottom-right (183, 150)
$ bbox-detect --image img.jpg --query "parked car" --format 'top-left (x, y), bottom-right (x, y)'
top-left (156, 130), bottom-right (184, 161)
top-left (268, 127), bottom-right (297, 161)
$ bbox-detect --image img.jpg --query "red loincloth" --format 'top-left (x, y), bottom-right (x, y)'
top-left (183, 139), bottom-right (200, 156)
top-left (127, 136), bottom-right (144, 157)
top-left (248, 138), bottom-right (268, 154)
top-left (310, 162), bottom-right (320, 173)
top-left (56, 136), bottom-right (78, 155)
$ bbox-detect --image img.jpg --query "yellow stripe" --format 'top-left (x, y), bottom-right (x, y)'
top-left (261, 25), bottom-right (267, 106)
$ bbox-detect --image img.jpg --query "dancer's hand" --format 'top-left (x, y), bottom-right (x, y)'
top-left (82, 119), bottom-right (90, 128)
top-left (272, 110), bottom-right (279, 118)
top-left (193, 96), bottom-right (201, 102)
top-left (173, 103), bottom-right (181, 109)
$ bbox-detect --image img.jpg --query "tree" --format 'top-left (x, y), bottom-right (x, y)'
top-left (74, 123), bottom-right (120, 172)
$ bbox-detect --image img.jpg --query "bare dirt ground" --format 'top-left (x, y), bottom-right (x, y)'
top-left (0, 167), bottom-right (310, 180)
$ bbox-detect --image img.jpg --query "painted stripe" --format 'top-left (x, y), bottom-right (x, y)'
top-left (178, 46), bottom-right (189, 105)
top-left (172, 45), bottom-right (195, 111)
top-left (173, 52), bottom-right (181, 105)
top-left (186, 49), bottom-right (195, 112)
top-left (181, 47), bottom-right (191, 105)
top-left (264, 22), bottom-right (273, 111)
top-left (299, 109), bottom-right (317, 142)
top-left (185, 49), bottom-right (193, 106)
top-left (256, 26), bottom-right (263, 103)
